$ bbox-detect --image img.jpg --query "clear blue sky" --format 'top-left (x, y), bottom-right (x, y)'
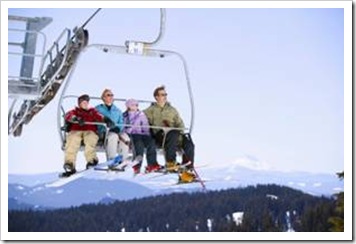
top-left (7, 7), bottom-right (344, 174)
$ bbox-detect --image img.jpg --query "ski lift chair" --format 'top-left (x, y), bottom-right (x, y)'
top-left (57, 17), bottom-right (195, 163)
top-left (57, 48), bottom-right (194, 163)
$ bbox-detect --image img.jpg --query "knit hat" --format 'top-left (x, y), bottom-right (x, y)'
top-left (125, 98), bottom-right (138, 107)
top-left (78, 94), bottom-right (90, 105)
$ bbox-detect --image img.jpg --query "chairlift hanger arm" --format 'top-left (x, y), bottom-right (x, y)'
top-left (125, 8), bottom-right (166, 53)
top-left (141, 8), bottom-right (166, 47)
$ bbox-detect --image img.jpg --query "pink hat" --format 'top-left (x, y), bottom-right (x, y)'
top-left (125, 98), bottom-right (138, 107)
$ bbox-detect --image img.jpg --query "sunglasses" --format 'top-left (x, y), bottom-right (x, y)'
top-left (158, 93), bottom-right (168, 97)
top-left (105, 94), bottom-right (114, 97)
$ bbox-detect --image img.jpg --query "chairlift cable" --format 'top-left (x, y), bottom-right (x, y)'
top-left (81, 8), bottom-right (102, 29)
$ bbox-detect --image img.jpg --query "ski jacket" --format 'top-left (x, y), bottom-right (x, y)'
top-left (144, 102), bottom-right (185, 134)
top-left (65, 107), bottom-right (104, 133)
top-left (123, 110), bottom-right (150, 135)
top-left (95, 103), bottom-right (124, 134)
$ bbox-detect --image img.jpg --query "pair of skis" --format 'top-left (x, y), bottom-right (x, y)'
top-left (48, 157), bottom-right (207, 190)
top-left (46, 156), bottom-right (141, 188)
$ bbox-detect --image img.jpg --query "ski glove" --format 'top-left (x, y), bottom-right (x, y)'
top-left (103, 116), bottom-right (116, 129)
top-left (71, 117), bottom-right (85, 126)
top-left (78, 118), bottom-right (85, 126)
top-left (70, 116), bottom-right (78, 123)
top-left (109, 127), bottom-right (121, 134)
top-left (77, 117), bottom-right (85, 126)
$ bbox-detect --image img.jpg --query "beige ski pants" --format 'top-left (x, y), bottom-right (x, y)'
top-left (64, 130), bottom-right (99, 166)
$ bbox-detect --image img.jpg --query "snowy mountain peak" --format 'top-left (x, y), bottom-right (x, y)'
top-left (232, 155), bottom-right (273, 171)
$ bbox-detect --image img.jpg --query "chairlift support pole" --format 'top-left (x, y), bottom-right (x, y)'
top-left (8, 9), bottom-right (101, 137)
top-left (9, 15), bottom-right (52, 86)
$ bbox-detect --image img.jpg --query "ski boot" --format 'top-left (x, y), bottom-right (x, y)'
top-left (165, 161), bottom-right (180, 173)
top-left (133, 164), bottom-right (141, 175)
top-left (178, 169), bottom-right (197, 183)
top-left (86, 158), bottom-right (99, 169)
top-left (60, 162), bottom-right (77, 177)
top-left (108, 155), bottom-right (124, 171)
top-left (145, 163), bottom-right (165, 173)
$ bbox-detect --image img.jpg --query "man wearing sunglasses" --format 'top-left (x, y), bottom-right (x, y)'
top-left (96, 89), bottom-right (131, 168)
top-left (144, 85), bottom-right (196, 183)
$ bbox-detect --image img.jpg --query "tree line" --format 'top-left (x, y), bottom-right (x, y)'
top-left (9, 183), bottom-right (343, 232)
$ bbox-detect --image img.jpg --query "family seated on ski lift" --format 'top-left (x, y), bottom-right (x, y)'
top-left (62, 86), bottom-right (196, 183)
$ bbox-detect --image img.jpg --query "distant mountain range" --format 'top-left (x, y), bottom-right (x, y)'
top-left (8, 159), bottom-right (343, 210)
top-left (9, 178), bottom-right (153, 209)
